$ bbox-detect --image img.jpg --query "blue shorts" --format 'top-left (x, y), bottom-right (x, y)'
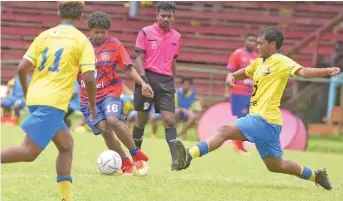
top-left (153, 113), bottom-right (162, 120)
top-left (1, 96), bottom-right (26, 109)
top-left (178, 109), bottom-right (193, 121)
top-left (80, 96), bottom-right (126, 135)
top-left (127, 107), bottom-right (157, 120)
top-left (149, 106), bottom-right (162, 119)
top-left (234, 115), bottom-right (283, 159)
top-left (21, 106), bottom-right (68, 149)
top-left (127, 110), bottom-right (137, 120)
top-left (128, 110), bottom-right (189, 121)
top-left (230, 94), bottom-right (251, 118)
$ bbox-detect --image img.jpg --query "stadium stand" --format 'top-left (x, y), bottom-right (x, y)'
top-left (1, 1), bottom-right (343, 98)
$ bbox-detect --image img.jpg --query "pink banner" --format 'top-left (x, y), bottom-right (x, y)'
top-left (197, 102), bottom-right (307, 151)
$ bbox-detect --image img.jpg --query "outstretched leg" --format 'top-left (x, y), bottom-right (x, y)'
top-left (1, 135), bottom-right (42, 163)
top-left (175, 115), bottom-right (332, 190)
top-left (160, 110), bottom-right (180, 169)
top-left (263, 156), bottom-right (332, 190)
top-left (174, 123), bottom-right (246, 170)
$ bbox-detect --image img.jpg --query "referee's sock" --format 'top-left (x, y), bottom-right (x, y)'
top-left (165, 127), bottom-right (178, 161)
top-left (133, 126), bottom-right (145, 149)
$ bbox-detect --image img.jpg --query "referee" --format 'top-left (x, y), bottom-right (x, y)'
top-left (133, 1), bottom-right (182, 170)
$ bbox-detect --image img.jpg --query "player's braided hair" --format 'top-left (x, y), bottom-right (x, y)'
top-left (156, 1), bottom-right (176, 13)
top-left (259, 27), bottom-right (284, 50)
top-left (87, 12), bottom-right (112, 30)
top-left (58, 1), bottom-right (85, 20)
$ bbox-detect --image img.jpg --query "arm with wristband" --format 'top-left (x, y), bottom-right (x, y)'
top-left (125, 65), bottom-right (153, 98)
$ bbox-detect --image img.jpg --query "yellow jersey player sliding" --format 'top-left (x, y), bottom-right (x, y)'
top-left (1, 2), bottom-right (97, 201)
top-left (174, 27), bottom-right (338, 190)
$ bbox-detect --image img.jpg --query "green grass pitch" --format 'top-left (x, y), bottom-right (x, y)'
top-left (1, 125), bottom-right (343, 201)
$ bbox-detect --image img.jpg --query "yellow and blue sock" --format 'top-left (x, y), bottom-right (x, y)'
top-left (129, 147), bottom-right (139, 156)
top-left (189, 141), bottom-right (209, 159)
top-left (299, 166), bottom-right (316, 182)
top-left (57, 175), bottom-right (72, 201)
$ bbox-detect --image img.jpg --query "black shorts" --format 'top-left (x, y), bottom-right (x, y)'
top-left (134, 70), bottom-right (175, 113)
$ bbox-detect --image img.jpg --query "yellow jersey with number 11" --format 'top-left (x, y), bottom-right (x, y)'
top-left (24, 24), bottom-right (95, 112)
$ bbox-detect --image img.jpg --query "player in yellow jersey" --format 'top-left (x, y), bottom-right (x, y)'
top-left (0, 2), bottom-right (97, 201)
top-left (174, 27), bottom-right (339, 190)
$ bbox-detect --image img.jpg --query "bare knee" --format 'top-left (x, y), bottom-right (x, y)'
top-left (163, 116), bottom-right (176, 128)
top-left (266, 163), bottom-right (282, 173)
top-left (20, 136), bottom-right (44, 162)
top-left (188, 113), bottom-right (197, 122)
top-left (24, 152), bottom-right (39, 162)
top-left (101, 128), bottom-right (112, 138)
top-left (265, 158), bottom-right (283, 173)
top-left (217, 124), bottom-right (247, 141)
top-left (22, 146), bottom-right (41, 162)
top-left (107, 117), bottom-right (121, 130)
top-left (218, 124), bottom-right (234, 139)
top-left (57, 136), bottom-right (74, 153)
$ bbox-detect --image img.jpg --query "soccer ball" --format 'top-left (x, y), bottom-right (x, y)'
top-left (96, 150), bottom-right (122, 175)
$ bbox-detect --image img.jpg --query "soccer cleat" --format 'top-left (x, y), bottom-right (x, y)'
top-left (121, 164), bottom-right (136, 176)
top-left (134, 160), bottom-right (149, 176)
top-left (132, 150), bottom-right (149, 162)
top-left (174, 140), bottom-right (192, 170)
top-left (171, 160), bottom-right (179, 171)
top-left (235, 148), bottom-right (251, 155)
top-left (121, 158), bottom-right (135, 176)
top-left (314, 168), bottom-right (332, 190)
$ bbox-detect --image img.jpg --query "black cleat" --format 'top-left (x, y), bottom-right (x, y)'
top-left (315, 168), bottom-right (332, 190)
top-left (171, 160), bottom-right (179, 171)
top-left (174, 140), bottom-right (192, 170)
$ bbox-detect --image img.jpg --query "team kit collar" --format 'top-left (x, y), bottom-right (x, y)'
top-left (153, 22), bottom-right (173, 35)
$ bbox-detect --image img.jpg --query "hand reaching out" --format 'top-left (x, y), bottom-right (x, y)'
top-left (327, 67), bottom-right (341, 77)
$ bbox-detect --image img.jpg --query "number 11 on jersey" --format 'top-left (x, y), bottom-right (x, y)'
top-left (38, 48), bottom-right (64, 72)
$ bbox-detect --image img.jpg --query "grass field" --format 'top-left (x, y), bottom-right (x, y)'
top-left (1, 124), bottom-right (343, 201)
